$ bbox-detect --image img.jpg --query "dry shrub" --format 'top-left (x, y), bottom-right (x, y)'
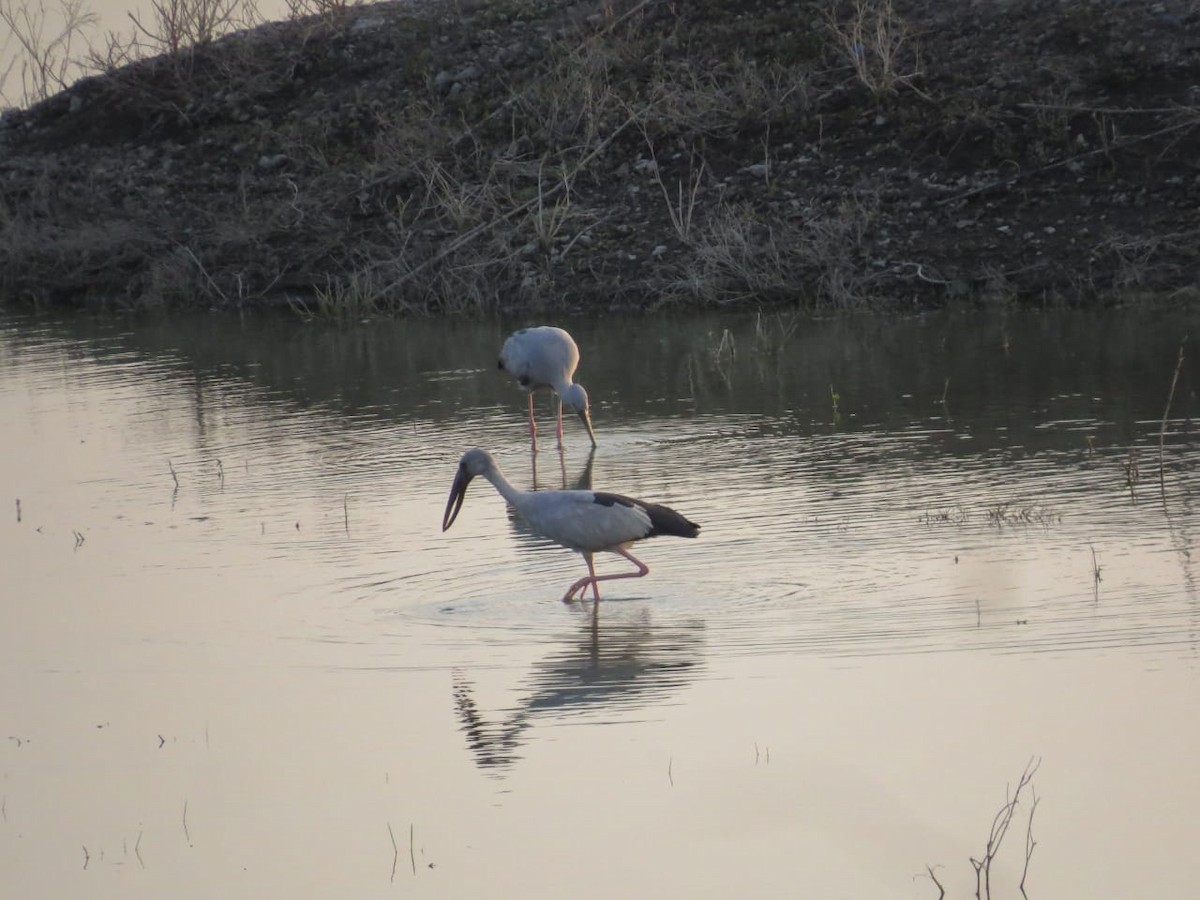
top-left (0, 0), bottom-right (96, 106)
top-left (673, 197), bottom-right (878, 309)
top-left (824, 0), bottom-right (922, 96)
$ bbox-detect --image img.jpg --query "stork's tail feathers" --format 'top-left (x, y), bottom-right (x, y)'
top-left (590, 491), bottom-right (700, 539)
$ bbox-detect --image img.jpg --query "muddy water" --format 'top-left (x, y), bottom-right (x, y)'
top-left (1, 307), bottom-right (1198, 899)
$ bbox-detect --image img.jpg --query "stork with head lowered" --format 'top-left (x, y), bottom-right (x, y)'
top-left (498, 326), bottom-right (597, 450)
top-left (442, 448), bottom-right (699, 602)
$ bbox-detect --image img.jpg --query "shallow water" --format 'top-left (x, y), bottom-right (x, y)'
top-left (1, 307), bottom-right (1197, 898)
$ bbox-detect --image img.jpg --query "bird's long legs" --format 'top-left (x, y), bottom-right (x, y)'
top-left (527, 392), bottom-right (538, 451)
top-left (528, 392), bottom-right (568, 453)
top-left (561, 548), bottom-right (651, 603)
top-left (529, 441), bottom-right (568, 490)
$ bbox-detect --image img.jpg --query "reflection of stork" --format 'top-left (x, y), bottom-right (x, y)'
top-left (442, 448), bottom-right (700, 602)
top-left (531, 444), bottom-right (596, 491)
top-left (498, 326), bottom-right (597, 450)
top-left (453, 610), bottom-right (704, 772)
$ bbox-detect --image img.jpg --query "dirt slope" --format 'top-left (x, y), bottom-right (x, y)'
top-left (1, 0), bottom-right (1198, 312)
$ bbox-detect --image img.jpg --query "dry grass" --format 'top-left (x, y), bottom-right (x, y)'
top-left (824, 0), bottom-right (923, 97)
top-left (662, 195), bottom-right (878, 309)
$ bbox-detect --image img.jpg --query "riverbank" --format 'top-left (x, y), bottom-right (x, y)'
top-left (1, 0), bottom-right (1198, 313)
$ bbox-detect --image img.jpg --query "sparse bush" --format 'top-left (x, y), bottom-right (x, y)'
top-left (824, 0), bottom-right (921, 97)
top-left (128, 0), bottom-right (259, 57)
top-left (669, 197), bottom-right (877, 309)
top-left (640, 51), bottom-right (812, 140)
top-left (0, 0), bottom-right (95, 106)
top-left (281, 0), bottom-right (349, 21)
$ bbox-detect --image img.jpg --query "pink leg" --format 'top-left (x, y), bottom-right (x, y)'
top-left (555, 396), bottom-right (565, 450)
top-left (562, 553), bottom-right (600, 603)
top-left (561, 548), bottom-right (651, 603)
top-left (527, 392), bottom-right (538, 450)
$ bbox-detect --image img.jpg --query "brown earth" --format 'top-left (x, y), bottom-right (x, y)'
top-left (1, 0), bottom-right (1198, 313)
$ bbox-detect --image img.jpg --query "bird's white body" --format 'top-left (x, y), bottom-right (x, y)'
top-left (498, 326), bottom-right (596, 448)
top-left (443, 448), bottom-right (698, 601)
top-left (499, 326), bottom-right (581, 394)
top-left (511, 489), bottom-right (653, 554)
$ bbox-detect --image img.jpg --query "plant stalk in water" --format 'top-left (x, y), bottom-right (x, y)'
top-left (1159, 338), bottom-right (1186, 505)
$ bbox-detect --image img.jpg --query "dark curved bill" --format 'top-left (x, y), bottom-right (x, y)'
top-left (442, 469), bottom-right (471, 531)
top-left (579, 408), bottom-right (597, 447)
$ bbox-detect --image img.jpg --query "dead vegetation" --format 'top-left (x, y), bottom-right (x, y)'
top-left (1, 0), bottom-right (1198, 313)
top-left (925, 758), bottom-right (1041, 900)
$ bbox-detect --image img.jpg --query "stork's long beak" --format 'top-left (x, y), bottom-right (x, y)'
top-left (442, 466), bottom-right (473, 531)
top-left (579, 407), bottom-right (597, 448)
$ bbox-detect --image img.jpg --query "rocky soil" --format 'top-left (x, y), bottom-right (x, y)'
top-left (1, 0), bottom-right (1198, 313)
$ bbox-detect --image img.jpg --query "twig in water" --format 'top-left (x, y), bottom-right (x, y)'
top-left (388, 822), bottom-right (398, 882)
top-left (183, 799), bottom-right (191, 846)
top-left (1020, 790), bottom-right (1039, 898)
top-left (925, 864), bottom-right (945, 899)
top-left (343, 493), bottom-right (350, 535)
top-left (82, 845), bottom-right (90, 869)
top-left (970, 757), bottom-right (1040, 900)
top-left (15, 498), bottom-right (20, 522)
top-left (409, 823), bottom-right (416, 876)
top-left (216, 458), bottom-right (224, 486)
top-left (1124, 449), bottom-right (1140, 501)
top-left (1159, 338), bottom-right (1187, 505)
top-left (668, 756), bottom-right (674, 786)
top-left (1089, 543), bottom-right (1102, 601)
top-left (135, 830), bottom-right (145, 868)
top-left (168, 460), bottom-right (179, 489)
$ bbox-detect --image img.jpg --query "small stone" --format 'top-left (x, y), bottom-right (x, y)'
top-left (257, 154), bottom-right (289, 171)
top-left (350, 15), bottom-right (385, 32)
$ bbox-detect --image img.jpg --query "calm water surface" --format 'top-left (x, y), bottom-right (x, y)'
top-left (1, 307), bottom-right (1198, 898)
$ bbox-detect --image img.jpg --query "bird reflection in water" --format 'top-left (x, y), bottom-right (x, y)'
top-left (453, 608), bottom-right (704, 772)
top-left (529, 444), bottom-right (594, 494)
top-left (506, 446), bottom-right (595, 554)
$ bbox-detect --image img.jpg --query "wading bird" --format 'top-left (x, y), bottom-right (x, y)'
top-left (442, 448), bottom-right (699, 602)
top-left (498, 326), bottom-right (596, 449)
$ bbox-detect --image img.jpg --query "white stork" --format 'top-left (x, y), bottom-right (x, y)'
top-left (442, 448), bottom-right (699, 602)
top-left (498, 326), bottom-right (597, 449)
